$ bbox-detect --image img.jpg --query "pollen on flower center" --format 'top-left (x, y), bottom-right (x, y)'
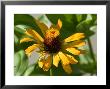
top-left (43, 29), bottom-right (61, 53)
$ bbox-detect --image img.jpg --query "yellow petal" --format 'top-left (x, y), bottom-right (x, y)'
top-left (43, 56), bottom-right (51, 71)
top-left (63, 40), bottom-right (86, 49)
top-left (58, 51), bottom-right (70, 65)
top-left (66, 48), bottom-right (80, 55)
top-left (53, 54), bottom-right (60, 67)
top-left (20, 38), bottom-right (34, 43)
top-left (73, 41), bottom-right (86, 47)
top-left (57, 19), bottom-right (62, 30)
top-left (38, 59), bottom-right (45, 68)
top-left (25, 44), bottom-right (40, 56)
top-left (64, 33), bottom-right (85, 42)
top-left (35, 20), bottom-right (48, 36)
top-left (62, 64), bottom-right (72, 74)
top-left (66, 54), bottom-right (78, 64)
top-left (25, 29), bottom-right (44, 43)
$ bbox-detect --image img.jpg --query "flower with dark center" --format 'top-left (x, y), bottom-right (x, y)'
top-left (44, 36), bottom-right (61, 53)
top-left (20, 19), bottom-right (86, 74)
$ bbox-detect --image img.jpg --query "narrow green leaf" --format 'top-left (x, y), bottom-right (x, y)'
top-left (24, 64), bottom-right (36, 76)
top-left (14, 52), bottom-right (21, 75)
top-left (14, 34), bottom-right (19, 45)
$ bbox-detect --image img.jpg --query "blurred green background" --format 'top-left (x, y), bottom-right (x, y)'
top-left (14, 14), bottom-right (97, 76)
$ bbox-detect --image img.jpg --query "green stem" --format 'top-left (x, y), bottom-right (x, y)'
top-left (50, 68), bottom-right (52, 76)
top-left (87, 38), bottom-right (95, 61)
top-left (50, 54), bottom-right (53, 76)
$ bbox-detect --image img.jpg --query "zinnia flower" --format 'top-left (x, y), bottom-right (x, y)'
top-left (20, 19), bottom-right (86, 74)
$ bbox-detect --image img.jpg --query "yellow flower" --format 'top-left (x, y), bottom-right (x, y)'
top-left (20, 19), bottom-right (86, 74)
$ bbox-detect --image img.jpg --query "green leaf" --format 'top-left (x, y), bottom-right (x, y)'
top-left (24, 64), bottom-right (36, 76)
top-left (76, 14), bottom-right (87, 22)
top-left (91, 14), bottom-right (97, 24)
top-left (78, 40), bottom-right (95, 64)
top-left (15, 50), bottom-right (28, 76)
top-left (14, 14), bottom-right (43, 37)
top-left (76, 19), bottom-right (95, 37)
top-left (37, 15), bottom-right (51, 27)
top-left (14, 34), bottom-right (19, 45)
top-left (90, 25), bottom-right (97, 31)
top-left (14, 52), bottom-right (21, 74)
top-left (77, 61), bottom-right (97, 75)
top-left (14, 26), bottom-right (26, 38)
top-left (14, 26), bottom-right (24, 52)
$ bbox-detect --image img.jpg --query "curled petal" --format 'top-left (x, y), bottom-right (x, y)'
top-left (57, 19), bottom-right (62, 30)
top-left (25, 29), bottom-right (44, 43)
top-left (64, 33), bottom-right (85, 43)
top-left (20, 37), bottom-right (34, 43)
top-left (66, 48), bottom-right (81, 55)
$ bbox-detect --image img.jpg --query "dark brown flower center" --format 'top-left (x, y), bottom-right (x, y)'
top-left (43, 37), bottom-right (61, 53)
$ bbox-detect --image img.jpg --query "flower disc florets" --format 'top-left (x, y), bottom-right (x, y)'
top-left (43, 29), bottom-right (61, 53)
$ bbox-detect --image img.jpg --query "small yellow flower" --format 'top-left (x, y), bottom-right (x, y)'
top-left (20, 19), bottom-right (86, 74)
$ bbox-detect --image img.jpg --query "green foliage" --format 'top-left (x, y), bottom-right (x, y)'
top-left (46, 14), bottom-right (77, 39)
top-left (14, 14), bottom-right (97, 76)
top-left (14, 14), bottom-right (44, 37)
top-left (14, 26), bottom-right (36, 52)
top-left (76, 19), bottom-right (95, 37)
top-left (23, 64), bottom-right (36, 76)
top-left (14, 50), bottom-right (28, 76)
top-left (46, 14), bottom-right (96, 39)
top-left (76, 14), bottom-right (87, 22)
